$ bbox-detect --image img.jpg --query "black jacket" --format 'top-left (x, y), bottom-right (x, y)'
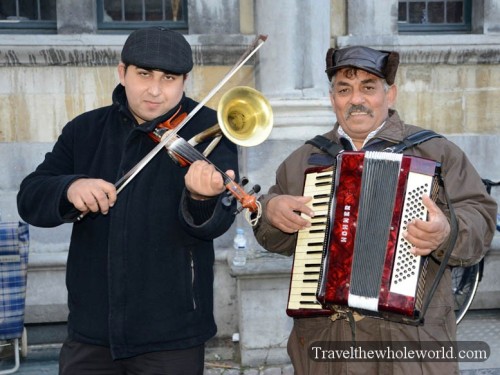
top-left (17, 84), bottom-right (238, 359)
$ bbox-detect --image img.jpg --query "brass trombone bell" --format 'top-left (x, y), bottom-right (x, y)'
top-left (217, 86), bottom-right (273, 147)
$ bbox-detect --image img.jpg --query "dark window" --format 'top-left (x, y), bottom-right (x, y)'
top-left (97, 0), bottom-right (188, 32)
top-left (0, 0), bottom-right (57, 33)
top-left (398, 0), bottom-right (471, 33)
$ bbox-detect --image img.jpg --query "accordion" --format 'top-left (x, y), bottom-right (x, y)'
top-left (286, 151), bottom-right (441, 324)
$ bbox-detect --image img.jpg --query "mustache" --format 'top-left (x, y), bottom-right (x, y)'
top-left (346, 105), bottom-right (373, 118)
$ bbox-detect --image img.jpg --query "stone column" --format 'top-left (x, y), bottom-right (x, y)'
top-left (57, 0), bottom-right (97, 34)
top-left (347, 0), bottom-right (398, 36)
top-left (484, 0), bottom-right (500, 34)
top-left (254, 0), bottom-right (330, 98)
top-left (188, 0), bottom-right (240, 34)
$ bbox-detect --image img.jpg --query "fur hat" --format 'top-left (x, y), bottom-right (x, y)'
top-left (325, 46), bottom-right (399, 85)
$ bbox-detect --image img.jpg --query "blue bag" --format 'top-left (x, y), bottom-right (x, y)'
top-left (0, 222), bottom-right (29, 340)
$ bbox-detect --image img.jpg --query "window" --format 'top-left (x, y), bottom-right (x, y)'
top-left (398, 0), bottom-right (472, 33)
top-left (97, 0), bottom-right (188, 32)
top-left (0, 0), bottom-right (57, 33)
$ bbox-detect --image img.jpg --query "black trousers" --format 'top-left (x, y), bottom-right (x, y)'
top-left (59, 339), bottom-right (205, 375)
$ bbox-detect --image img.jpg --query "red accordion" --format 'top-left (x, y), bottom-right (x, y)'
top-left (286, 151), bottom-right (440, 324)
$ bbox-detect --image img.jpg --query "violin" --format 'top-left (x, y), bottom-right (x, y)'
top-left (147, 107), bottom-right (190, 167)
top-left (148, 109), bottom-right (262, 217)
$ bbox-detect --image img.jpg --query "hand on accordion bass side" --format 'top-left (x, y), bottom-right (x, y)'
top-left (403, 194), bottom-right (451, 256)
top-left (266, 195), bottom-right (314, 234)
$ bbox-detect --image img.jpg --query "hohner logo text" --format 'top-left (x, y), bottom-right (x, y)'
top-left (340, 205), bottom-right (351, 243)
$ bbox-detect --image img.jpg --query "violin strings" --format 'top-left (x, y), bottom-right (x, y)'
top-left (170, 136), bottom-right (261, 219)
top-left (169, 138), bottom-right (232, 183)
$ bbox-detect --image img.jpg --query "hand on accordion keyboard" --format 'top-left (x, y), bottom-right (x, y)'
top-left (266, 195), bottom-right (314, 233)
top-left (403, 194), bottom-right (451, 256)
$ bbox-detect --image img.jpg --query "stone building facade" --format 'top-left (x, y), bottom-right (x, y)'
top-left (0, 0), bottom-right (499, 366)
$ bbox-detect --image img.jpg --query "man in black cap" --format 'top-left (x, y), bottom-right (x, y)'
top-left (253, 45), bottom-right (496, 374)
top-left (18, 27), bottom-right (239, 374)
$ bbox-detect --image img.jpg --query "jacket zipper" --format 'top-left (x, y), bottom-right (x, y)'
top-left (190, 251), bottom-right (197, 310)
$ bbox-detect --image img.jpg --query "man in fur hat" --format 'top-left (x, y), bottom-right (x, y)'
top-left (253, 45), bottom-right (496, 374)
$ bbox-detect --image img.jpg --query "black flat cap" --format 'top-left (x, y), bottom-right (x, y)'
top-left (325, 46), bottom-right (399, 85)
top-left (121, 27), bottom-right (193, 74)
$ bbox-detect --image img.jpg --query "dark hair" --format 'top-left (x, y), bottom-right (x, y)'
top-left (122, 63), bottom-right (187, 80)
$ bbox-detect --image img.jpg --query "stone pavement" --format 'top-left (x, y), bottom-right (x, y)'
top-left (0, 309), bottom-right (499, 375)
top-left (456, 309), bottom-right (500, 374)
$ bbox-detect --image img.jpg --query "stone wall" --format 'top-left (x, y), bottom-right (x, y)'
top-left (1, 0), bottom-right (500, 368)
top-left (0, 33), bottom-right (256, 335)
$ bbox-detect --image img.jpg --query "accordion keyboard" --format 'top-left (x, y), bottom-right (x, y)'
top-left (287, 169), bottom-right (334, 315)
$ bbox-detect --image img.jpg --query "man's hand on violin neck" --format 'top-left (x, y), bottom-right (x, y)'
top-left (185, 160), bottom-right (234, 200)
top-left (67, 178), bottom-right (117, 215)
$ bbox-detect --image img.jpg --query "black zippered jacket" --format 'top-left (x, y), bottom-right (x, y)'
top-left (17, 84), bottom-right (238, 359)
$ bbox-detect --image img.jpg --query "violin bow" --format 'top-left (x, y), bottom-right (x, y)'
top-left (74, 35), bottom-right (267, 222)
top-left (114, 34), bottom-right (268, 194)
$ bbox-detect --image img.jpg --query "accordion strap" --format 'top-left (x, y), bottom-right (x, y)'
top-left (305, 135), bottom-right (343, 157)
top-left (417, 180), bottom-right (458, 324)
top-left (306, 130), bottom-right (443, 158)
top-left (389, 130), bottom-right (456, 323)
top-left (383, 130), bottom-right (444, 153)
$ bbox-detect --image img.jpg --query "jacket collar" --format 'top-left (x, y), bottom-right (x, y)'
top-left (112, 84), bottom-right (134, 121)
top-left (327, 109), bottom-right (406, 148)
top-left (371, 109), bottom-right (406, 144)
top-left (111, 84), bottom-right (186, 132)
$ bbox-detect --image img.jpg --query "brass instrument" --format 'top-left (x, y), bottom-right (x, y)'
top-left (188, 86), bottom-right (273, 155)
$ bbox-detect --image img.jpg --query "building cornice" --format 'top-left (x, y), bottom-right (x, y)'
top-left (0, 34), bottom-right (256, 67)
top-left (337, 34), bottom-right (500, 64)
